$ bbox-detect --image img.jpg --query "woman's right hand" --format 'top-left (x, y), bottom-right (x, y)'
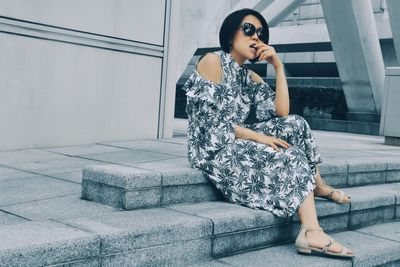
top-left (256, 134), bottom-right (291, 152)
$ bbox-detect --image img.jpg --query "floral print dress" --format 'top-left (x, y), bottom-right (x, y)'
top-left (182, 50), bottom-right (323, 218)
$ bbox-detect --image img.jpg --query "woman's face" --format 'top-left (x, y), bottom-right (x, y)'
top-left (231, 15), bottom-right (265, 62)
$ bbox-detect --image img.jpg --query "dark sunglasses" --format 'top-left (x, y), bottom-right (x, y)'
top-left (240, 22), bottom-right (266, 40)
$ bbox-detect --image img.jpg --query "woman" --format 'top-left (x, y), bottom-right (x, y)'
top-left (182, 8), bottom-right (354, 257)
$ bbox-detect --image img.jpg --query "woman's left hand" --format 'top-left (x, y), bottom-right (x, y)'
top-left (254, 43), bottom-right (282, 68)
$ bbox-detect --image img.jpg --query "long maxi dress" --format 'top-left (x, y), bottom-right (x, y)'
top-left (182, 50), bottom-right (323, 218)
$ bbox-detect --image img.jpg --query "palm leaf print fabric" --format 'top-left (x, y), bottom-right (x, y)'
top-left (182, 50), bottom-right (322, 218)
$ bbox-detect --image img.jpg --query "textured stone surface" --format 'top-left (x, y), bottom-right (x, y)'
top-left (101, 238), bottom-right (212, 267)
top-left (44, 143), bottom-right (126, 156)
top-left (82, 164), bottom-right (162, 190)
top-left (318, 213), bottom-right (350, 233)
top-left (214, 225), bottom-right (400, 267)
top-left (347, 160), bottom-right (387, 173)
top-left (294, 199), bottom-right (350, 219)
top-left (131, 157), bottom-right (207, 186)
top-left (363, 183), bottom-right (400, 200)
top-left (349, 206), bottom-right (395, 229)
top-left (99, 139), bottom-right (188, 157)
top-left (356, 221), bottom-right (400, 242)
top-left (387, 161), bottom-right (400, 170)
top-left (190, 259), bottom-right (232, 267)
top-left (319, 161), bottom-right (348, 175)
top-left (1, 132), bottom-right (400, 266)
top-left (386, 170), bottom-right (400, 182)
top-left (4, 157), bottom-right (101, 176)
top-left (81, 179), bottom-right (162, 210)
top-left (0, 166), bottom-right (36, 182)
top-left (0, 221), bottom-right (99, 266)
top-left (123, 187), bottom-right (162, 209)
top-left (2, 194), bottom-right (119, 221)
top-left (62, 208), bottom-right (212, 254)
top-left (323, 173), bottom-right (348, 188)
top-left (56, 257), bottom-right (101, 267)
top-left (166, 201), bottom-right (289, 235)
top-left (213, 224), bottom-right (292, 257)
top-left (162, 184), bottom-right (224, 205)
top-left (0, 175), bottom-right (80, 207)
top-left (346, 185), bottom-right (396, 211)
top-left (216, 241), bottom-right (351, 267)
top-left (348, 171), bottom-right (386, 186)
top-left (333, 230), bottom-right (400, 267)
top-left (0, 210), bottom-right (28, 225)
top-left (138, 164), bottom-right (206, 186)
top-left (79, 150), bottom-right (178, 165)
top-left (0, 149), bottom-right (66, 165)
top-left (166, 201), bottom-right (292, 256)
top-left (160, 168), bottom-right (207, 186)
top-left (49, 169), bottom-right (83, 183)
top-left (81, 179), bottom-right (125, 208)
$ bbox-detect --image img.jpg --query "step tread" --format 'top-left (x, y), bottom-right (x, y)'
top-left (0, 220), bottom-right (99, 266)
top-left (82, 157), bottom-right (400, 188)
top-left (1, 183), bottom-right (399, 266)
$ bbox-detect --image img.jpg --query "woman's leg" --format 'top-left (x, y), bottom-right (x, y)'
top-left (297, 191), bottom-right (354, 254)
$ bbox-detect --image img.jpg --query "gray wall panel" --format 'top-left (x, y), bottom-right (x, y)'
top-left (0, 0), bottom-right (165, 45)
top-left (0, 32), bottom-right (161, 150)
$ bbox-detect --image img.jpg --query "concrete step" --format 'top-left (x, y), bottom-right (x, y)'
top-left (2, 183), bottom-right (399, 266)
top-left (81, 158), bottom-right (400, 210)
top-left (0, 220), bottom-right (100, 266)
top-left (191, 221), bottom-right (400, 267)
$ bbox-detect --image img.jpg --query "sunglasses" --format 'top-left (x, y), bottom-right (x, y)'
top-left (240, 22), bottom-right (266, 40)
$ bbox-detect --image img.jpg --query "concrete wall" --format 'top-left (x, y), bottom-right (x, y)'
top-left (279, 0), bottom-right (387, 26)
top-left (0, 0), bottom-right (167, 150)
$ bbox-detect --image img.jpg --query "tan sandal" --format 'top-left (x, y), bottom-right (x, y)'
top-left (295, 225), bottom-right (355, 258)
top-left (315, 181), bottom-right (351, 204)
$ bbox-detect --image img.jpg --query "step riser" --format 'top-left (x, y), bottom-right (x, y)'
top-left (212, 223), bottom-right (292, 257)
top-left (81, 179), bottom-right (225, 210)
top-left (82, 164), bottom-right (400, 210)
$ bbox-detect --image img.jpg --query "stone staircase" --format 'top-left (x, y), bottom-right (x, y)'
top-left (1, 133), bottom-right (400, 266)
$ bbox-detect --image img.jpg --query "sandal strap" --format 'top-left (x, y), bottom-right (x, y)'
top-left (340, 246), bottom-right (349, 255)
top-left (337, 190), bottom-right (345, 203)
top-left (323, 239), bottom-right (351, 256)
top-left (327, 189), bottom-right (335, 199)
top-left (322, 239), bottom-right (334, 253)
top-left (302, 224), bottom-right (323, 231)
top-left (327, 188), bottom-right (348, 203)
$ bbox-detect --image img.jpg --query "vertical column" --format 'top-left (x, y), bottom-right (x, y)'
top-left (321, 0), bottom-right (385, 119)
top-left (387, 0), bottom-right (400, 65)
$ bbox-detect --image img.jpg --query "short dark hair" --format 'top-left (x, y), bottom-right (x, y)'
top-left (219, 8), bottom-right (269, 61)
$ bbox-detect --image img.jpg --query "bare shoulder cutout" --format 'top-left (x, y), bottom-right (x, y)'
top-left (196, 53), bottom-right (223, 84)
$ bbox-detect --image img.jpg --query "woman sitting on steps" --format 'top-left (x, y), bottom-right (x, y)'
top-left (182, 8), bottom-right (354, 258)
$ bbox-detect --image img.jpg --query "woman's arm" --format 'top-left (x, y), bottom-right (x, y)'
top-left (254, 43), bottom-right (290, 116)
top-left (274, 62), bottom-right (290, 116)
top-left (234, 124), bottom-right (290, 151)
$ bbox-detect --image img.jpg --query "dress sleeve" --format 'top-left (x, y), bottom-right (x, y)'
top-left (252, 81), bottom-right (277, 121)
top-left (182, 69), bottom-right (237, 159)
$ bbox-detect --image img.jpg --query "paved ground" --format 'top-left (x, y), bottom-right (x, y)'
top-left (1, 118), bottom-right (400, 226)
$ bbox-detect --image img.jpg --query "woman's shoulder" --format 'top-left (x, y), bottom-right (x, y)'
top-left (248, 69), bottom-right (265, 84)
top-left (195, 50), bottom-right (224, 85)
